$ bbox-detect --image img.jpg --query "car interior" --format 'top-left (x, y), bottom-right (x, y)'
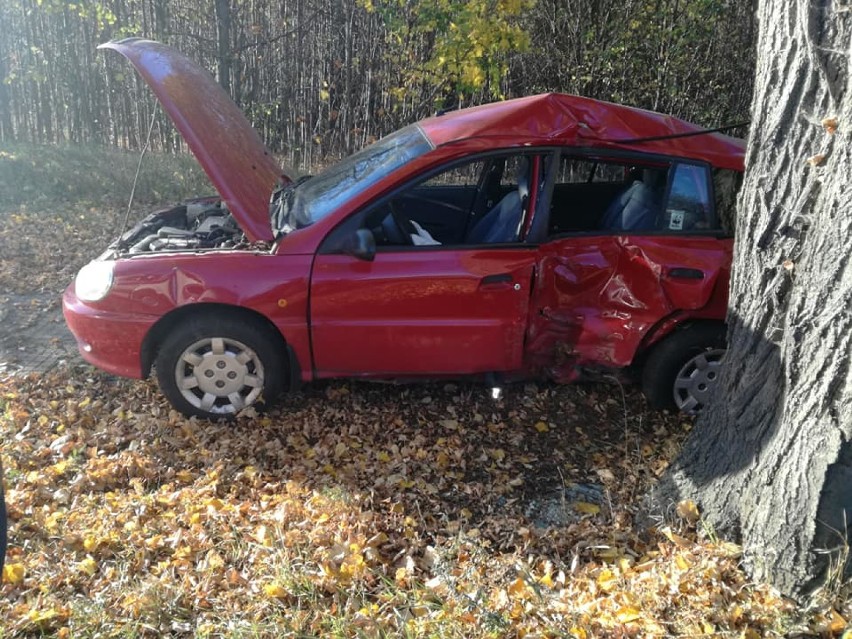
top-left (342, 151), bottom-right (726, 252)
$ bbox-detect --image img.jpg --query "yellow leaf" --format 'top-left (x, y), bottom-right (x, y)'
top-left (78, 556), bottom-right (98, 576)
top-left (676, 499), bottom-right (700, 524)
top-left (3, 562), bottom-right (25, 584)
top-left (675, 554), bottom-right (691, 571)
top-left (574, 501), bottom-right (600, 515)
top-left (83, 536), bottom-right (98, 552)
top-left (204, 498), bottom-right (224, 512)
top-left (828, 610), bottom-right (847, 633)
top-left (264, 582), bottom-right (288, 599)
top-left (822, 116), bottom-right (838, 134)
top-left (716, 541), bottom-right (743, 558)
top-left (597, 568), bottom-right (617, 592)
top-left (660, 526), bottom-right (691, 547)
top-left (27, 606), bottom-right (68, 626)
top-left (534, 421), bottom-right (549, 432)
top-left (205, 549), bottom-right (225, 571)
top-left (507, 577), bottom-right (529, 599)
top-left (570, 628), bottom-right (588, 639)
top-left (615, 605), bottom-right (642, 623)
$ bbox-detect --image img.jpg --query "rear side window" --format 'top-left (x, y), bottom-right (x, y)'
top-left (660, 164), bottom-right (716, 232)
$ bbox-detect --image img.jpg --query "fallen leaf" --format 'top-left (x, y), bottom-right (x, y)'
top-left (676, 499), bottom-right (700, 524)
top-left (3, 562), bottom-right (25, 584)
top-left (574, 501), bottom-right (600, 515)
top-left (822, 116), bottom-right (838, 134)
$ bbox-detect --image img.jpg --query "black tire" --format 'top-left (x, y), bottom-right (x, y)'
top-left (641, 323), bottom-right (726, 413)
top-left (155, 314), bottom-right (286, 419)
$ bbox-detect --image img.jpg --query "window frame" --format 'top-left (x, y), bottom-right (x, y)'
top-left (318, 148), bottom-right (550, 255)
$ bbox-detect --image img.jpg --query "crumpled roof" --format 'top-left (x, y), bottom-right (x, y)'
top-left (419, 93), bottom-right (745, 171)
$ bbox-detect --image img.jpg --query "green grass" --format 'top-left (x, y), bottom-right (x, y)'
top-left (0, 142), bottom-right (213, 209)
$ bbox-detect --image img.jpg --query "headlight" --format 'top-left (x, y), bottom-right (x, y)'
top-left (75, 260), bottom-right (115, 302)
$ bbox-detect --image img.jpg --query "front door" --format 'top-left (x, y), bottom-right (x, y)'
top-left (309, 151), bottom-right (541, 378)
top-left (310, 248), bottom-right (536, 376)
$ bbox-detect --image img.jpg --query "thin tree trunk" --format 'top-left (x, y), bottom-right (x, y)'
top-left (215, 0), bottom-right (232, 93)
top-left (650, 0), bottom-right (852, 598)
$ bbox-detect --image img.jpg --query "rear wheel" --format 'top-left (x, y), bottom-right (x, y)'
top-left (642, 324), bottom-right (726, 413)
top-left (155, 315), bottom-right (285, 419)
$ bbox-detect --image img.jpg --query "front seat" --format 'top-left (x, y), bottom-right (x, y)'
top-left (601, 168), bottom-right (664, 231)
top-left (467, 158), bottom-right (530, 243)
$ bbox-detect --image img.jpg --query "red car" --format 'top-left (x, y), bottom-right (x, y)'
top-left (63, 38), bottom-right (744, 419)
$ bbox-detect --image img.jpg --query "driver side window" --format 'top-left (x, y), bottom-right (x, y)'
top-left (366, 153), bottom-right (534, 247)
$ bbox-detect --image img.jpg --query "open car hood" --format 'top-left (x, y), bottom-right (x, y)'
top-left (100, 38), bottom-right (292, 242)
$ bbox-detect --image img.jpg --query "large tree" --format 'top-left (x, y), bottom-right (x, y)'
top-left (652, 0), bottom-right (852, 597)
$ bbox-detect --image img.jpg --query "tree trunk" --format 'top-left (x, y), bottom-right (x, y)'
top-left (650, 0), bottom-right (852, 598)
top-left (214, 0), bottom-right (232, 93)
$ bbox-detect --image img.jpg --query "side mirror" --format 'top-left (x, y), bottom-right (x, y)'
top-left (343, 228), bottom-right (376, 261)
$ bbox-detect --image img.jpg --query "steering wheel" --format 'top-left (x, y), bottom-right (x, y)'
top-left (380, 204), bottom-right (416, 246)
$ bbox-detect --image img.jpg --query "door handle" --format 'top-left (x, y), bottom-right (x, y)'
top-left (481, 273), bottom-right (513, 285)
top-left (666, 267), bottom-right (705, 280)
top-left (479, 273), bottom-right (519, 291)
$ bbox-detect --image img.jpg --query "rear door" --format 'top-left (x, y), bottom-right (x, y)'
top-left (526, 156), bottom-right (731, 379)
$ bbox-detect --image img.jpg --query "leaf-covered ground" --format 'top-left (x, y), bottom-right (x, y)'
top-left (1, 371), bottom-right (803, 638)
top-left (0, 144), bottom-right (847, 637)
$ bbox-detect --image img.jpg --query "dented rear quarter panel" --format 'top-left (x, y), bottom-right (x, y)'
top-left (525, 234), bottom-right (731, 380)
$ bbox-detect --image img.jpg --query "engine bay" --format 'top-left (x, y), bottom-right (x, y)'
top-left (113, 199), bottom-right (270, 256)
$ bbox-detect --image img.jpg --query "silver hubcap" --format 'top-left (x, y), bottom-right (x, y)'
top-left (673, 348), bottom-right (725, 413)
top-left (175, 336), bottom-right (264, 415)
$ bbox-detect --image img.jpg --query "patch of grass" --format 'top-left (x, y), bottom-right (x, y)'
top-left (0, 142), bottom-right (212, 209)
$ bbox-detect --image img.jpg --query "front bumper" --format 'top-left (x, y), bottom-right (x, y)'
top-left (62, 285), bottom-right (157, 379)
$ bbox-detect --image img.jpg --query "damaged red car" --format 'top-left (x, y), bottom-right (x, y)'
top-left (63, 38), bottom-right (744, 419)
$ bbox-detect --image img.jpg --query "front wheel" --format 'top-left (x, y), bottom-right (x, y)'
top-left (155, 315), bottom-right (285, 419)
top-left (641, 324), bottom-right (726, 413)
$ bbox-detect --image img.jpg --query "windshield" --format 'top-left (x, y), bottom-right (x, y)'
top-left (279, 125), bottom-right (432, 231)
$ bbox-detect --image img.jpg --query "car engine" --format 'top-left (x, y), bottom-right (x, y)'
top-left (114, 199), bottom-right (262, 256)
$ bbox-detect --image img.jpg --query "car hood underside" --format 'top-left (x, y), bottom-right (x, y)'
top-left (100, 38), bottom-right (293, 242)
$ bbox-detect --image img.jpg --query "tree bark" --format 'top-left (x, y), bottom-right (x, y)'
top-left (650, 0), bottom-right (852, 598)
top-left (214, 0), bottom-right (232, 93)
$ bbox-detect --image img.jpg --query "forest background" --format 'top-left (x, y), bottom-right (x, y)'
top-left (0, 0), bottom-right (756, 170)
